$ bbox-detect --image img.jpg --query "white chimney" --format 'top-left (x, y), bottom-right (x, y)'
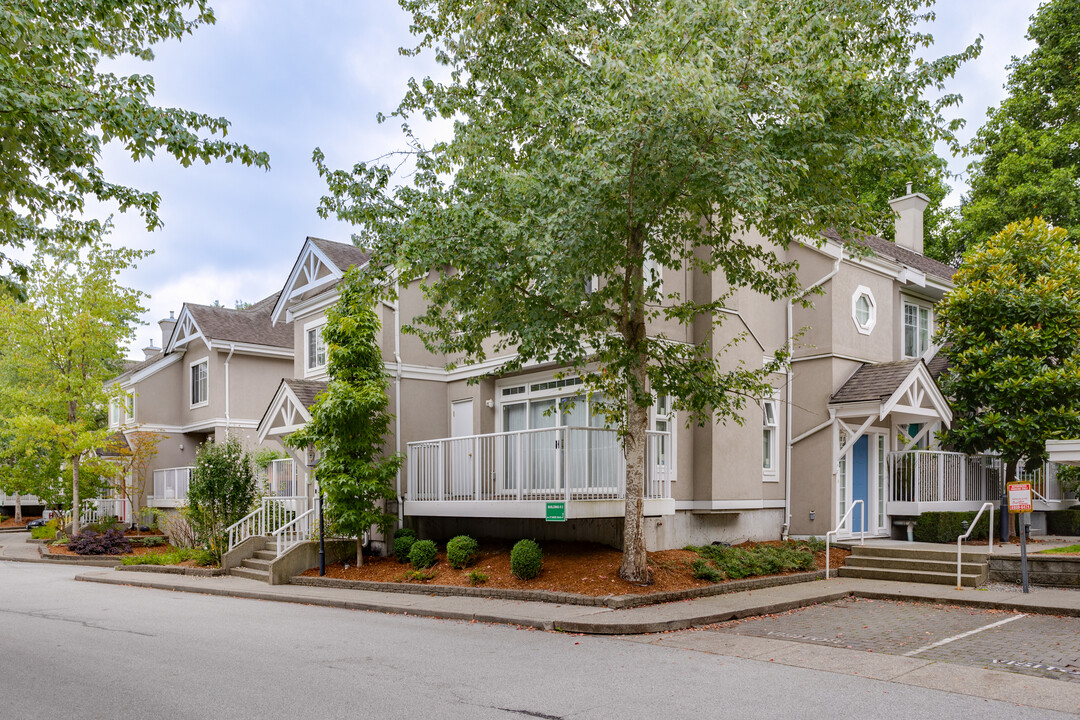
top-left (142, 338), bottom-right (161, 361)
top-left (888, 183), bottom-right (931, 255)
top-left (159, 310), bottom-right (177, 349)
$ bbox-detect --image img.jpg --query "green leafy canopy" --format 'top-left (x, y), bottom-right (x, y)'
top-left (937, 217), bottom-right (1080, 466)
top-left (0, 0), bottom-right (270, 295)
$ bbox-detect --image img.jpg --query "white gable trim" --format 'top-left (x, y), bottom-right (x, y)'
top-left (257, 383), bottom-right (314, 444)
top-left (881, 363), bottom-right (952, 424)
top-left (165, 306), bottom-right (205, 353)
top-left (271, 240), bottom-right (345, 326)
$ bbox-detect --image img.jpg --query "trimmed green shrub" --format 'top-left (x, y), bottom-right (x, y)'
top-left (912, 511), bottom-right (991, 543)
top-left (409, 539), bottom-right (438, 569)
top-left (446, 535), bottom-right (478, 569)
top-left (690, 558), bottom-right (721, 582)
top-left (30, 519), bottom-right (59, 540)
top-left (394, 533), bottom-right (417, 563)
top-left (691, 543), bottom-right (815, 580)
top-left (393, 527), bottom-right (417, 540)
top-left (1047, 509), bottom-right (1080, 535)
top-left (510, 539), bottom-right (543, 580)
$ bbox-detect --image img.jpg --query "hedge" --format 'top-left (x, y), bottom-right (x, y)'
top-left (1047, 509), bottom-right (1080, 536)
top-left (912, 511), bottom-right (991, 543)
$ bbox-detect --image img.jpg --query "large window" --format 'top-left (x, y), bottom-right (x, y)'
top-left (307, 324), bottom-right (327, 372)
top-left (109, 399), bottom-right (120, 427)
top-left (903, 300), bottom-right (932, 358)
top-left (190, 359), bottom-right (208, 407)
top-left (762, 399), bottom-right (778, 479)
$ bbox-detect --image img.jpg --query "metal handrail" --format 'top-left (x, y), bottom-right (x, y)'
top-left (226, 504), bottom-right (264, 551)
top-left (271, 501), bottom-right (319, 559)
top-left (956, 502), bottom-right (994, 590)
top-left (825, 499), bottom-right (865, 580)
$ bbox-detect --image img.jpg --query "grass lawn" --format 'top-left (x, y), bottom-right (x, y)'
top-left (1039, 544), bottom-right (1080, 555)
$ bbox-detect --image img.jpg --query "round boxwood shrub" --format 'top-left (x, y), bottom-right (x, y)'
top-left (510, 539), bottom-right (542, 580)
top-left (394, 533), bottom-right (417, 563)
top-left (446, 535), bottom-right (478, 569)
top-left (409, 539), bottom-right (438, 569)
top-left (393, 527), bottom-right (417, 540)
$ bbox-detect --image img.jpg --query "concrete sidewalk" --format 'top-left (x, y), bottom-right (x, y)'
top-left (74, 568), bottom-right (1080, 635)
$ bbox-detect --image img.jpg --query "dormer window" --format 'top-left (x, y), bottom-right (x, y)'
top-left (306, 323), bottom-right (327, 373)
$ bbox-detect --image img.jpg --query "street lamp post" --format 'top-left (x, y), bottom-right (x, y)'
top-left (307, 445), bottom-right (324, 577)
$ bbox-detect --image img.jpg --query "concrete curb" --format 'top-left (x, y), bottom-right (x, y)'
top-left (116, 564), bottom-right (226, 577)
top-left (40, 552), bottom-right (119, 567)
top-left (289, 569), bottom-right (827, 608)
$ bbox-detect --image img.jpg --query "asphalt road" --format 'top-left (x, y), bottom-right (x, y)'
top-left (0, 561), bottom-right (1075, 720)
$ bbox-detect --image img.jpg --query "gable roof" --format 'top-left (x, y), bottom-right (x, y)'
top-left (169, 291), bottom-right (293, 352)
top-left (830, 359), bottom-right (922, 404)
top-left (283, 378), bottom-right (328, 409)
top-left (271, 237), bottom-right (370, 325)
top-left (823, 229), bottom-right (956, 282)
top-left (256, 378), bottom-right (328, 443)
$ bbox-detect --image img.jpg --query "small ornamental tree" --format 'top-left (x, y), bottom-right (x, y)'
top-left (102, 430), bottom-right (164, 529)
top-left (287, 268), bottom-right (402, 567)
top-left (186, 435), bottom-right (259, 560)
top-left (937, 218), bottom-right (1080, 484)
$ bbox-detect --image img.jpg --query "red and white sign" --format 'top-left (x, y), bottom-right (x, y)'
top-left (1008, 482), bottom-right (1033, 514)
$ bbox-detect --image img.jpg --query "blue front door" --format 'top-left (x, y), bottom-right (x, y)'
top-left (852, 435), bottom-right (869, 533)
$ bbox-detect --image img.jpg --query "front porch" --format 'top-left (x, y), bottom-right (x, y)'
top-left (405, 427), bottom-right (674, 519)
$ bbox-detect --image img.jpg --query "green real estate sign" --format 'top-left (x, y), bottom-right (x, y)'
top-left (546, 502), bottom-right (566, 522)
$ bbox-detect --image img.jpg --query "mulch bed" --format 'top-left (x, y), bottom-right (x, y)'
top-left (300, 540), bottom-right (848, 597)
top-left (45, 543), bottom-right (175, 558)
top-left (0, 516), bottom-right (40, 529)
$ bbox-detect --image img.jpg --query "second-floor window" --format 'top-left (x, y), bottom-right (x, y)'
top-left (307, 324), bottom-right (327, 372)
top-left (109, 399), bottom-right (121, 427)
top-left (762, 399), bottom-right (778, 478)
top-left (190, 359), bottom-right (208, 407)
top-left (903, 300), bottom-right (931, 358)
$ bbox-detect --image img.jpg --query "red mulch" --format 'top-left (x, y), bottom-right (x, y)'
top-left (0, 516), bottom-right (40, 529)
top-left (46, 543), bottom-right (174, 558)
top-left (300, 540), bottom-right (846, 597)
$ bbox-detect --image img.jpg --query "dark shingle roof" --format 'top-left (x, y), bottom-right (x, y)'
top-left (830, 359), bottom-right (921, 404)
top-left (926, 352), bottom-right (950, 382)
top-left (823, 229), bottom-right (956, 281)
top-left (284, 378), bottom-right (328, 409)
top-left (96, 431), bottom-right (130, 457)
top-left (309, 237), bottom-right (370, 274)
top-left (185, 292), bottom-right (293, 348)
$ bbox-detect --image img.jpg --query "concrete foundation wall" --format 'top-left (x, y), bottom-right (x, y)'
top-left (270, 539), bottom-right (355, 585)
top-left (988, 555), bottom-right (1080, 587)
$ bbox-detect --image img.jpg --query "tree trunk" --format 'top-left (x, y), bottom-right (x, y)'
top-left (131, 494), bottom-right (140, 530)
top-left (13, 493), bottom-right (21, 524)
top-left (618, 224), bottom-right (652, 585)
top-left (71, 454), bottom-right (80, 536)
top-left (356, 537), bottom-right (363, 567)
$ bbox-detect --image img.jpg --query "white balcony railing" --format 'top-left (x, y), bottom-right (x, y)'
top-left (406, 427), bottom-right (672, 503)
top-left (1018, 459), bottom-right (1069, 503)
top-left (889, 451), bottom-right (1003, 505)
top-left (153, 466), bottom-right (194, 502)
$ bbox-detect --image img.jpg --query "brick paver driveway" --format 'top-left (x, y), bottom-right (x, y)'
top-left (712, 597), bottom-right (1080, 683)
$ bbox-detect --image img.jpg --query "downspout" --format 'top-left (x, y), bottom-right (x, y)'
top-left (224, 343), bottom-right (236, 431)
top-left (783, 250), bottom-right (842, 540)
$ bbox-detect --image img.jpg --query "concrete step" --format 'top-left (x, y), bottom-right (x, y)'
top-left (252, 550), bottom-right (277, 561)
top-left (229, 566), bottom-right (270, 582)
top-left (837, 565), bottom-right (984, 587)
top-left (845, 544), bottom-right (987, 564)
top-left (241, 557), bottom-right (271, 571)
top-left (844, 555), bottom-right (986, 575)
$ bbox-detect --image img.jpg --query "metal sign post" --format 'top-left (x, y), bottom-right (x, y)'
top-left (1008, 482), bottom-right (1033, 593)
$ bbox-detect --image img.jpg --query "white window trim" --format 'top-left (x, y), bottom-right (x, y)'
top-left (851, 285), bottom-right (876, 335)
top-left (901, 297), bottom-right (933, 359)
top-left (762, 395), bottom-right (779, 481)
top-left (125, 392), bottom-right (136, 425)
top-left (188, 357), bottom-right (209, 409)
top-left (109, 398), bottom-right (120, 429)
top-left (304, 318), bottom-right (328, 377)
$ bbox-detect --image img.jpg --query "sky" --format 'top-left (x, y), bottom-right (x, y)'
top-left (93, 0), bottom-right (1044, 357)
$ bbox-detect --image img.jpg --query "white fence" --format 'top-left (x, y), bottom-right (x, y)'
top-left (153, 466), bottom-right (194, 502)
top-left (406, 427), bottom-right (671, 503)
top-left (1018, 459), bottom-right (1069, 503)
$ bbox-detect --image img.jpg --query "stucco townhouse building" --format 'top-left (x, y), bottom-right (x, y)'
top-left (102, 190), bottom-right (1076, 564)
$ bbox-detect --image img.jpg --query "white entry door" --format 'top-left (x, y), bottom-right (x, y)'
top-left (449, 400), bottom-right (474, 498)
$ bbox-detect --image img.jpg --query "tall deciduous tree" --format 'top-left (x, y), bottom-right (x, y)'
top-left (287, 269), bottom-right (401, 567)
top-left (0, 0), bottom-right (269, 295)
top-left (957, 0), bottom-right (1080, 251)
top-left (316, 0), bottom-right (977, 582)
top-left (0, 240), bottom-right (148, 534)
top-left (101, 429), bottom-right (164, 529)
top-left (937, 218), bottom-right (1080, 478)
